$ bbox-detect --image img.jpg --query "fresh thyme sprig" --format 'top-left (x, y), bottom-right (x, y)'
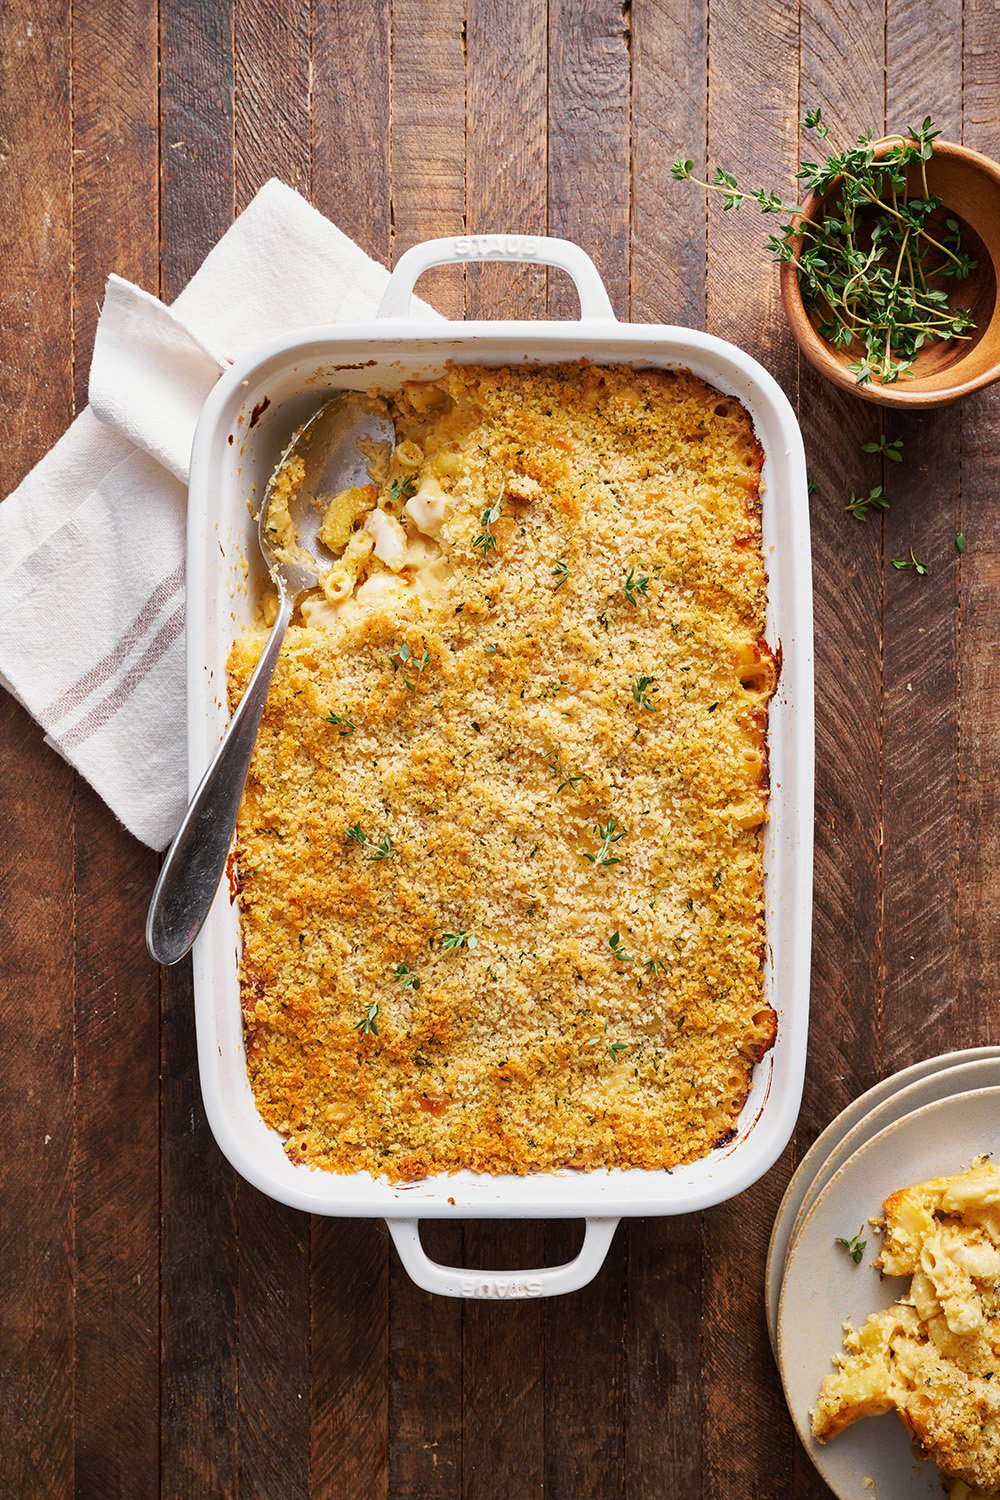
top-left (323, 710), bottom-right (356, 736)
top-left (585, 1020), bottom-right (629, 1062)
top-left (671, 111), bottom-right (978, 385)
top-left (836, 1227), bottom-right (867, 1264)
top-left (846, 484), bottom-right (889, 521)
top-left (557, 773), bottom-right (587, 794)
top-left (861, 434), bottom-right (904, 462)
top-left (354, 1001), bottom-right (379, 1034)
top-left (388, 474), bottom-right (417, 502)
top-left (391, 963), bottom-right (420, 990)
top-left (583, 818), bottom-right (625, 868)
top-left (892, 547), bottom-right (929, 575)
top-left (632, 675), bottom-right (659, 711)
top-left (441, 929), bottom-right (478, 951)
top-left (623, 566), bottom-right (650, 606)
top-left (473, 484), bottom-right (505, 556)
top-left (551, 559), bottom-right (570, 590)
top-left (346, 823), bottom-right (392, 860)
top-left (609, 930), bottom-right (635, 963)
top-left (644, 956), bottom-right (670, 977)
top-left (390, 639), bottom-right (431, 691)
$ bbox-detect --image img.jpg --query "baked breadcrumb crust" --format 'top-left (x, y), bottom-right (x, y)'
top-left (228, 362), bottom-right (776, 1181)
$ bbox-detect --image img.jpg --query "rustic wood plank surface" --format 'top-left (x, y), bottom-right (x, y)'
top-left (2, 3), bottom-right (999, 1497)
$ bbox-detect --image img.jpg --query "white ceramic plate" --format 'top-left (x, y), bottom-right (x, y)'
top-left (777, 1085), bottom-right (1000, 1500)
top-left (765, 1048), bottom-right (1000, 1349)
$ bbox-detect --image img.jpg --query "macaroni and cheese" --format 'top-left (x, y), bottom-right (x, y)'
top-left (813, 1161), bottom-right (1000, 1498)
top-left (228, 362), bottom-right (776, 1180)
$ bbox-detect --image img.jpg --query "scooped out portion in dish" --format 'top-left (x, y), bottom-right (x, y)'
top-left (813, 1161), bottom-right (1000, 1499)
top-left (227, 361), bottom-right (777, 1181)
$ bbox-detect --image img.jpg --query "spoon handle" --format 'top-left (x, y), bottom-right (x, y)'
top-left (146, 589), bottom-right (293, 966)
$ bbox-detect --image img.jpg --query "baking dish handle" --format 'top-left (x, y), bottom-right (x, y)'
top-left (375, 234), bottom-right (618, 323)
top-left (387, 1216), bottom-right (619, 1299)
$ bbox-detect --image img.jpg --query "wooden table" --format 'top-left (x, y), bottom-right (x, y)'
top-left (2, 2), bottom-right (998, 1495)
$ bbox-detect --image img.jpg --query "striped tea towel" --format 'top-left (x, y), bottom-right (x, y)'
top-left (0, 180), bottom-right (437, 850)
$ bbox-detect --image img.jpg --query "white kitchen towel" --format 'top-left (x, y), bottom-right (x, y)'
top-left (0, 179), bottom-right (439, 851)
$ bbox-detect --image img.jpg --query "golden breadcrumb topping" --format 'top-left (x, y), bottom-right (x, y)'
top-left (813, 1162), bottom-right (1000, 1498)
top-left (228, 362), bottom-right (776, 1181)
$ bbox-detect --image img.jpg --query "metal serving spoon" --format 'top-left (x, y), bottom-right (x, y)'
top-left (146, 393), bottom-right (396, 966)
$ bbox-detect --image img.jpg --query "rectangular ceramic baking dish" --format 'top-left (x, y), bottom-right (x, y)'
top-left (187, 234), bottom-right (813, 1299)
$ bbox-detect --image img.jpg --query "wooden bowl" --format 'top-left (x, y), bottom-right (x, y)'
top-left (779, 139), bottom-right (1000, 407)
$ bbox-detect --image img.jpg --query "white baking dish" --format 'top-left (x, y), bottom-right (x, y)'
top-left (187, 235), bottom-right (813, 1298)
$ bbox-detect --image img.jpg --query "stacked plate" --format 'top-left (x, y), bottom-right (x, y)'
top-left (767, 1047), bottom-right (1000, 1499)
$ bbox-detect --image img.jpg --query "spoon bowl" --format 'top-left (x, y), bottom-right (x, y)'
top-left (259, 393), bottom-right (395, 591)
top-left (146, 391), bottom-right (395, 967)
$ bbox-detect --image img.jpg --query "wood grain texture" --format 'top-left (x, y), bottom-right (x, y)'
top-left (0, 4), bottom-right (75, 1497)
top-left (69, 5), bottom-right (162, 1490)
top-left (880, 0), bottom-right (963, 1070)
top-left (959, 0), bottom-right (1000, 1052)
top-left (0, 707), bottom-right (76, 1500)
top-left (74, 791), bottom-right (161, 1499)
top-left (631, 0), bottom-right (707, 329)
top-left (312, 0), bottom-right (391, 258)
top-left (159, 0), bottom-right (235, 298)
top-left (465, 0), bottom-right (547, 319)
top-left (235, 0), bottom-right (311, 207)
top-left (625, 1217), bottom-right (702, 1497)
top-left (310, 1219), bottom-right (390, 1499)
top-left (158, 7), bottom-right (239, 1497)
top-left (797, 0), bottom-right (885, 1130)
top-left (548, 0), bottom-right (631, 319)
top-left (390, 0), bottom-right (466, 313)
top-left (544, 1222), bottom-right (625, 1499)
top-left (71, 0), bottom-right (159, 403)
top-left (238, 1185), bottom-right (311, 1499)
top-left (388, 1223), bottom-right (463, 1499)
top-left (461, 1225), bottom-right (544, 1500)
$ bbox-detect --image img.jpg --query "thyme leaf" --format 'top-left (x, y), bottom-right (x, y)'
top-left (836, 1228), bottom-right (867, 1264)
top-left (671, 113), bottom-right (977, 386)
top-left (583, 817), bottom-right (625, 868)
top-left (846, 484), bottom-right (889, 521)
top-left (632, 675), bottom-right (659, 711)
top-left (323, 711), bottom-right (356, 735)
top-left (892, 547), bottom-right (929, 575)
top-left (623, 566), bottom-right (650, 606)
top-left (551, 559), bottom-right (570, 590)
top-left (354, 1001), bottom-right (379, 1034)
top-left (609, 930), bottom-right (635, 963)
top-left (441, 929), bottom-right (478, 951)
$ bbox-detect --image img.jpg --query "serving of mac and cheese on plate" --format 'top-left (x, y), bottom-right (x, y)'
top-left (813, 1161), bottom-right (1000, 1498)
